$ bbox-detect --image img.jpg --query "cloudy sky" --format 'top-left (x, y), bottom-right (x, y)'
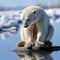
top-left (0, 0), bottom-right (60, 7)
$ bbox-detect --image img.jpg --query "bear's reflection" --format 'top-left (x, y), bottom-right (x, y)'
top-left (16, 51), bottom-right (53, 60)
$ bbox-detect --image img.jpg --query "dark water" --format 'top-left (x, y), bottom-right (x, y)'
top-left (0, 23), bottom-right (60, 60)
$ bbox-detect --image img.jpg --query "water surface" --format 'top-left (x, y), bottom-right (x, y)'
top-left (0, 23), bottom-right (60, 60)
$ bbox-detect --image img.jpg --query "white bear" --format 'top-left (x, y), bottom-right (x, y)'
top-left (16, 6), bottom-right (54, 48)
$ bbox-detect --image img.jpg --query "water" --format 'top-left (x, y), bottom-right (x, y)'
top-left (0, 23), bottom-right (60, 60)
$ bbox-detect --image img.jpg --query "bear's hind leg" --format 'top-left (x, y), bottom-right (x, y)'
top-left (44, 25), bottom-right (54, 47)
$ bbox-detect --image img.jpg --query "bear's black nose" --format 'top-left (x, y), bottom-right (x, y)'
top-left (24, 25), bottom-right (28, 28)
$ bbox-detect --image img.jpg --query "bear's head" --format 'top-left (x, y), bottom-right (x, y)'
top-left (19, 6), bottom-right (42, 28)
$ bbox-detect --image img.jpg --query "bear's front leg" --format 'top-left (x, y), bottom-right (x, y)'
top-left (16, 26), bottom-right (26, 47)
top-left (24, 28), bottom-right (34, 49)
top-left (35, 32), bottom-right (45, 47)
top-left (35, 25), bottom-right (48, 47)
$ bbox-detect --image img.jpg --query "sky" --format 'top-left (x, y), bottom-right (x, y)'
top-left (0, 0), bottom-right (60, 7)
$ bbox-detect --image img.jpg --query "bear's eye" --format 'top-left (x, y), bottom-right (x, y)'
top-left (33, 11), bottom-right (36, 14)
top-left (27, 19), bottom-right (29, 21)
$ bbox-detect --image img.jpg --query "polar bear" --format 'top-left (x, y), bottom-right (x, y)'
top-left (16, 6), bottom-right (54, 48)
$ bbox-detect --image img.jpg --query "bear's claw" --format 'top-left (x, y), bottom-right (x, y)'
top-left (16, 41), bottom-right (26, 47)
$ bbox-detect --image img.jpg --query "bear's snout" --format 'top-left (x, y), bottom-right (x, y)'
top-left (24, 21), bottom-right (30, 28)
top-left (24, 23), bottom-right (29, 28)
top-left (24, 25), bottom-right (28, 28)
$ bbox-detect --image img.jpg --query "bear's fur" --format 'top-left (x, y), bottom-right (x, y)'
top-left (16, 6), bottom-right (54, 48)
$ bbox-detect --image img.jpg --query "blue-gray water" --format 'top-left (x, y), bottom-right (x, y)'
top-left (0, 23), bottom-right (60, 60)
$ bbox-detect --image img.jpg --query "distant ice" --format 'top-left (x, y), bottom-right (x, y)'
top-left (45, 8), bottom-right (60, 23)
top-left (0, 10), bottom-right (22, 39)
